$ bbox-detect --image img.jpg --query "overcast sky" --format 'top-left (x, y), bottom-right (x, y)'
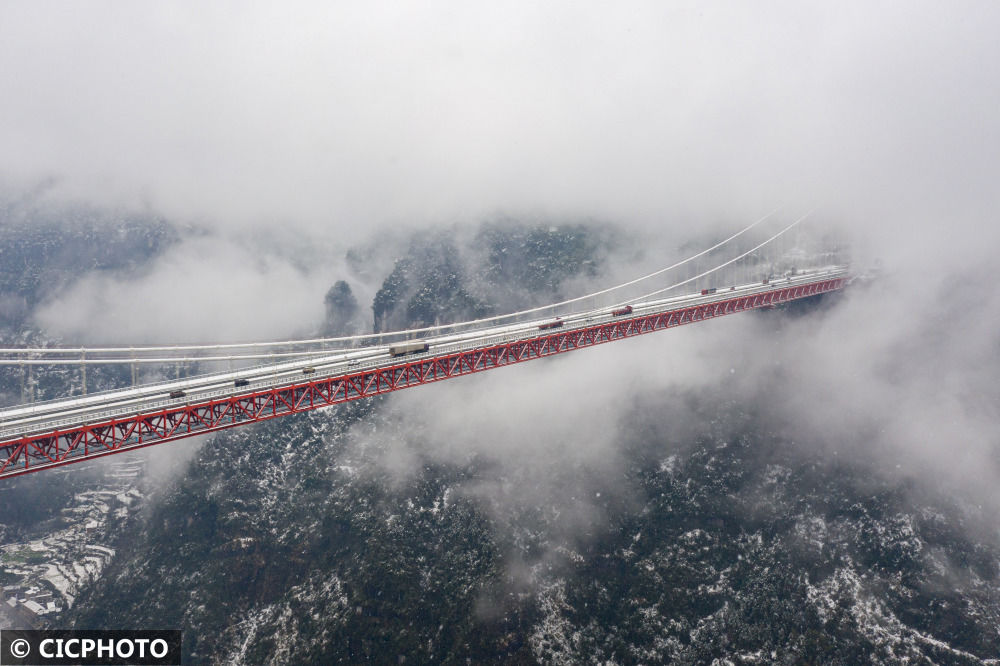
top-left (1, 1), bottom-right (998, 259)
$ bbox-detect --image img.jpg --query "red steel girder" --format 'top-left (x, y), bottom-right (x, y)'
top-left (0, 277), bottom-right (847, 478)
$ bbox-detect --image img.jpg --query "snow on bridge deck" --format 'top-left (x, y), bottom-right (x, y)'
top-left (0, 266), bottom-right (848, 479)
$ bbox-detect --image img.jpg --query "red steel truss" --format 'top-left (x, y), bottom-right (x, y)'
top-left (0, 277), bottom-right (847, 479)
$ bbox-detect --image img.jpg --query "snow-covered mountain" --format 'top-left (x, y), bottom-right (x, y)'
top-left (1, 215), bottom-right (997, 664)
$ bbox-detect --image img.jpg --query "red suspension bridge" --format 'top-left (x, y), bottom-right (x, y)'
top-left (0, 213), bottom-right (850, 479)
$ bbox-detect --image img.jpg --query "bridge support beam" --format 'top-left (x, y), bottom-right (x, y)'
top-left (0, 277), bottom-right (848, 479)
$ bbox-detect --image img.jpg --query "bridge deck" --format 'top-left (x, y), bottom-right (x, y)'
top-left (0, 268), bottom-right (849, 478)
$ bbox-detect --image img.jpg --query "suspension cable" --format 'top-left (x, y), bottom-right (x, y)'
top-left (0, 209), bottom-right (781, 357)
top-left (0, 212), bottom-right (826, 367)
top-left (614, 209), bottom-right (813, 306)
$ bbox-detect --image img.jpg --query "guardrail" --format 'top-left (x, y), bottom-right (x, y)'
top-left (0, 268), bottom-right (848, 442)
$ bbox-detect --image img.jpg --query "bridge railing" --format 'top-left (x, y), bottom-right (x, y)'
top-left (0, 267), bottom-right (849, 441)
top-left (0, 212), bottom-right (851, 423)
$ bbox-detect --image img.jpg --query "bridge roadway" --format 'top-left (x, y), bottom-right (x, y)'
top-left (0, 266), bottom-right (849, 478)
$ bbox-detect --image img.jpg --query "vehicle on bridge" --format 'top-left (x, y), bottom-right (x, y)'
top-left (701, 288), bottom-right (717, 295)
top-left (0, 263), bottom-right (851, 481)
top-left (389, 341), bottom-right (430, 357)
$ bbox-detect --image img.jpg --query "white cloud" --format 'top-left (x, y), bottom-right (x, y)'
top-left (3, 1), bottom-right (999, 518)
top-left (33, 234), bottom-right (341, 345)
top-left (0, 1), bottom-right (996, 255)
